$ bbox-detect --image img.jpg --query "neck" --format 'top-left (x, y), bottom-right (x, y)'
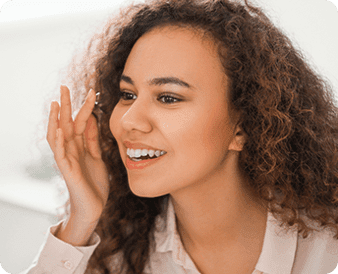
top-left (170, 153), bottom-right (268, 254)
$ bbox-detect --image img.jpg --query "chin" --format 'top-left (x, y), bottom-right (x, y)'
top-left (128, 180), bottom-right (169, 198)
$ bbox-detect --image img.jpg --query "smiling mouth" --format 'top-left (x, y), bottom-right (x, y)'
top-left (129, 154), bottom-right (163, 161)
top-left (126, 152), bottom-right (167, 170)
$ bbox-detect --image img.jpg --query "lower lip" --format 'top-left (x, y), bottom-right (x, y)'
top-left (126, 155), bottom-right (165, 170)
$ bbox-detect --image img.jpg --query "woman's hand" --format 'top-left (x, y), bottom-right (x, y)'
top-left (47, 85), bottom-right (109, 225)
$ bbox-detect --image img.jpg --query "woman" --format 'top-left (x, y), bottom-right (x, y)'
top-left (24, 0), bottom-right (338, 273)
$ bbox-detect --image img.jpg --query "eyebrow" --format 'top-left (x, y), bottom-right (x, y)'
top-left (120, 74), bottom-right (193, 89)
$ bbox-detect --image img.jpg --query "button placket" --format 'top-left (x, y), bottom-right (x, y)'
top-left (63, 260), bottom-right (74, 270)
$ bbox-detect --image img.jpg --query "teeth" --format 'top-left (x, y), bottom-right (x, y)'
top-left (127, 148), bottom-right (166, 159)
top-left (148, 150), bottom-right (155, 157)
top-left (134, 149), bottom-right (142, 158)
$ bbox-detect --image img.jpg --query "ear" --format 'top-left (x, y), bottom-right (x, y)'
top-left (228, 125), bottom-right (246, 152)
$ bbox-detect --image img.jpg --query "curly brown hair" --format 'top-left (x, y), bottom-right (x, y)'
top-left (56, 0), bottom-right (338, 273)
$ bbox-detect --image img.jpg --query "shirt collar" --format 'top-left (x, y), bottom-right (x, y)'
top-left (153, 195), bottom-right (298, 274)
top-left (255, 211), bottom-right (298, 274)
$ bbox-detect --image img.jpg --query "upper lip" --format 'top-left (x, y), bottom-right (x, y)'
top-left (123, 141), bottom-right (166, 151)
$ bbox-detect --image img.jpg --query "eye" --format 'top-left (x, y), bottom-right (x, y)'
top-left (158, 92), bottom-right (182, 104)
top-left (118, 90), bottom-right (182, 105)
top-left (118, 91), bottom-right (136, 101)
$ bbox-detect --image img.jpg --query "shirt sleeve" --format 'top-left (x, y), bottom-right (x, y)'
top-left (20, 219), bottom-right (101, 274)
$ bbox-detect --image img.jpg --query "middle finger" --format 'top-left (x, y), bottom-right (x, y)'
top-left (74, 89), bottom-right (96, 136)
top-left (59, 85), bottom-right (74, 141)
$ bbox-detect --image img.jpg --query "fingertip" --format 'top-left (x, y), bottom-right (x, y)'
top-left (50, 101), bottom-right (55, 112)
top-left (60, 85), bottom-right (70, 97)
top-left (49, 102), bottom-right (59, 120)
top-left (51, 101), bottom-right (59, 109)
top-left (87, 89), bottom-right (96, 100)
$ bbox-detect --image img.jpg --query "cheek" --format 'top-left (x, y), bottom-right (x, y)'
top-left (163, 110), bottom-right (199, 147)
top-left (172, 106), bottom-right (231, 154)
top-left (162, 111), bottom-right (217, 168)
top-left (204, 110), bottom-right (233, 151)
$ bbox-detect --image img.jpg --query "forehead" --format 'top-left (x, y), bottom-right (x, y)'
top-left (122, 25), bottom-right (227, 91)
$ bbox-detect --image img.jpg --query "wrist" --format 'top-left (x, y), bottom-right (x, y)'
top-left (56, 216), bottom-right (99, 246)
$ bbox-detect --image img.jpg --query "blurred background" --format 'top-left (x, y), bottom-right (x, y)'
top-left (0, 0), bottom-right (337, 273)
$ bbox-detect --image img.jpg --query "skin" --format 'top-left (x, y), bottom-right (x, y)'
top-left (110, 26), bottom-right (268, 274)
top-left (47, 86), bottom-right (109, 246)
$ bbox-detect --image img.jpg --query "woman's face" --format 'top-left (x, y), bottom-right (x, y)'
top-left (110, 26), bottom-right (240, 197)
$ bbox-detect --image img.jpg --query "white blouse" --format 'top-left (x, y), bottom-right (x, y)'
top-left (22, 196), bottom-right (338, 274)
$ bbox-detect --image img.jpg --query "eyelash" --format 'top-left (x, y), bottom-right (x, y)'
top-left (117, 90), bottom-right (182, 104)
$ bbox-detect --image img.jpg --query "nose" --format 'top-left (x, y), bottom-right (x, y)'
top-left (120, 95), bottom-right (153, 133)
